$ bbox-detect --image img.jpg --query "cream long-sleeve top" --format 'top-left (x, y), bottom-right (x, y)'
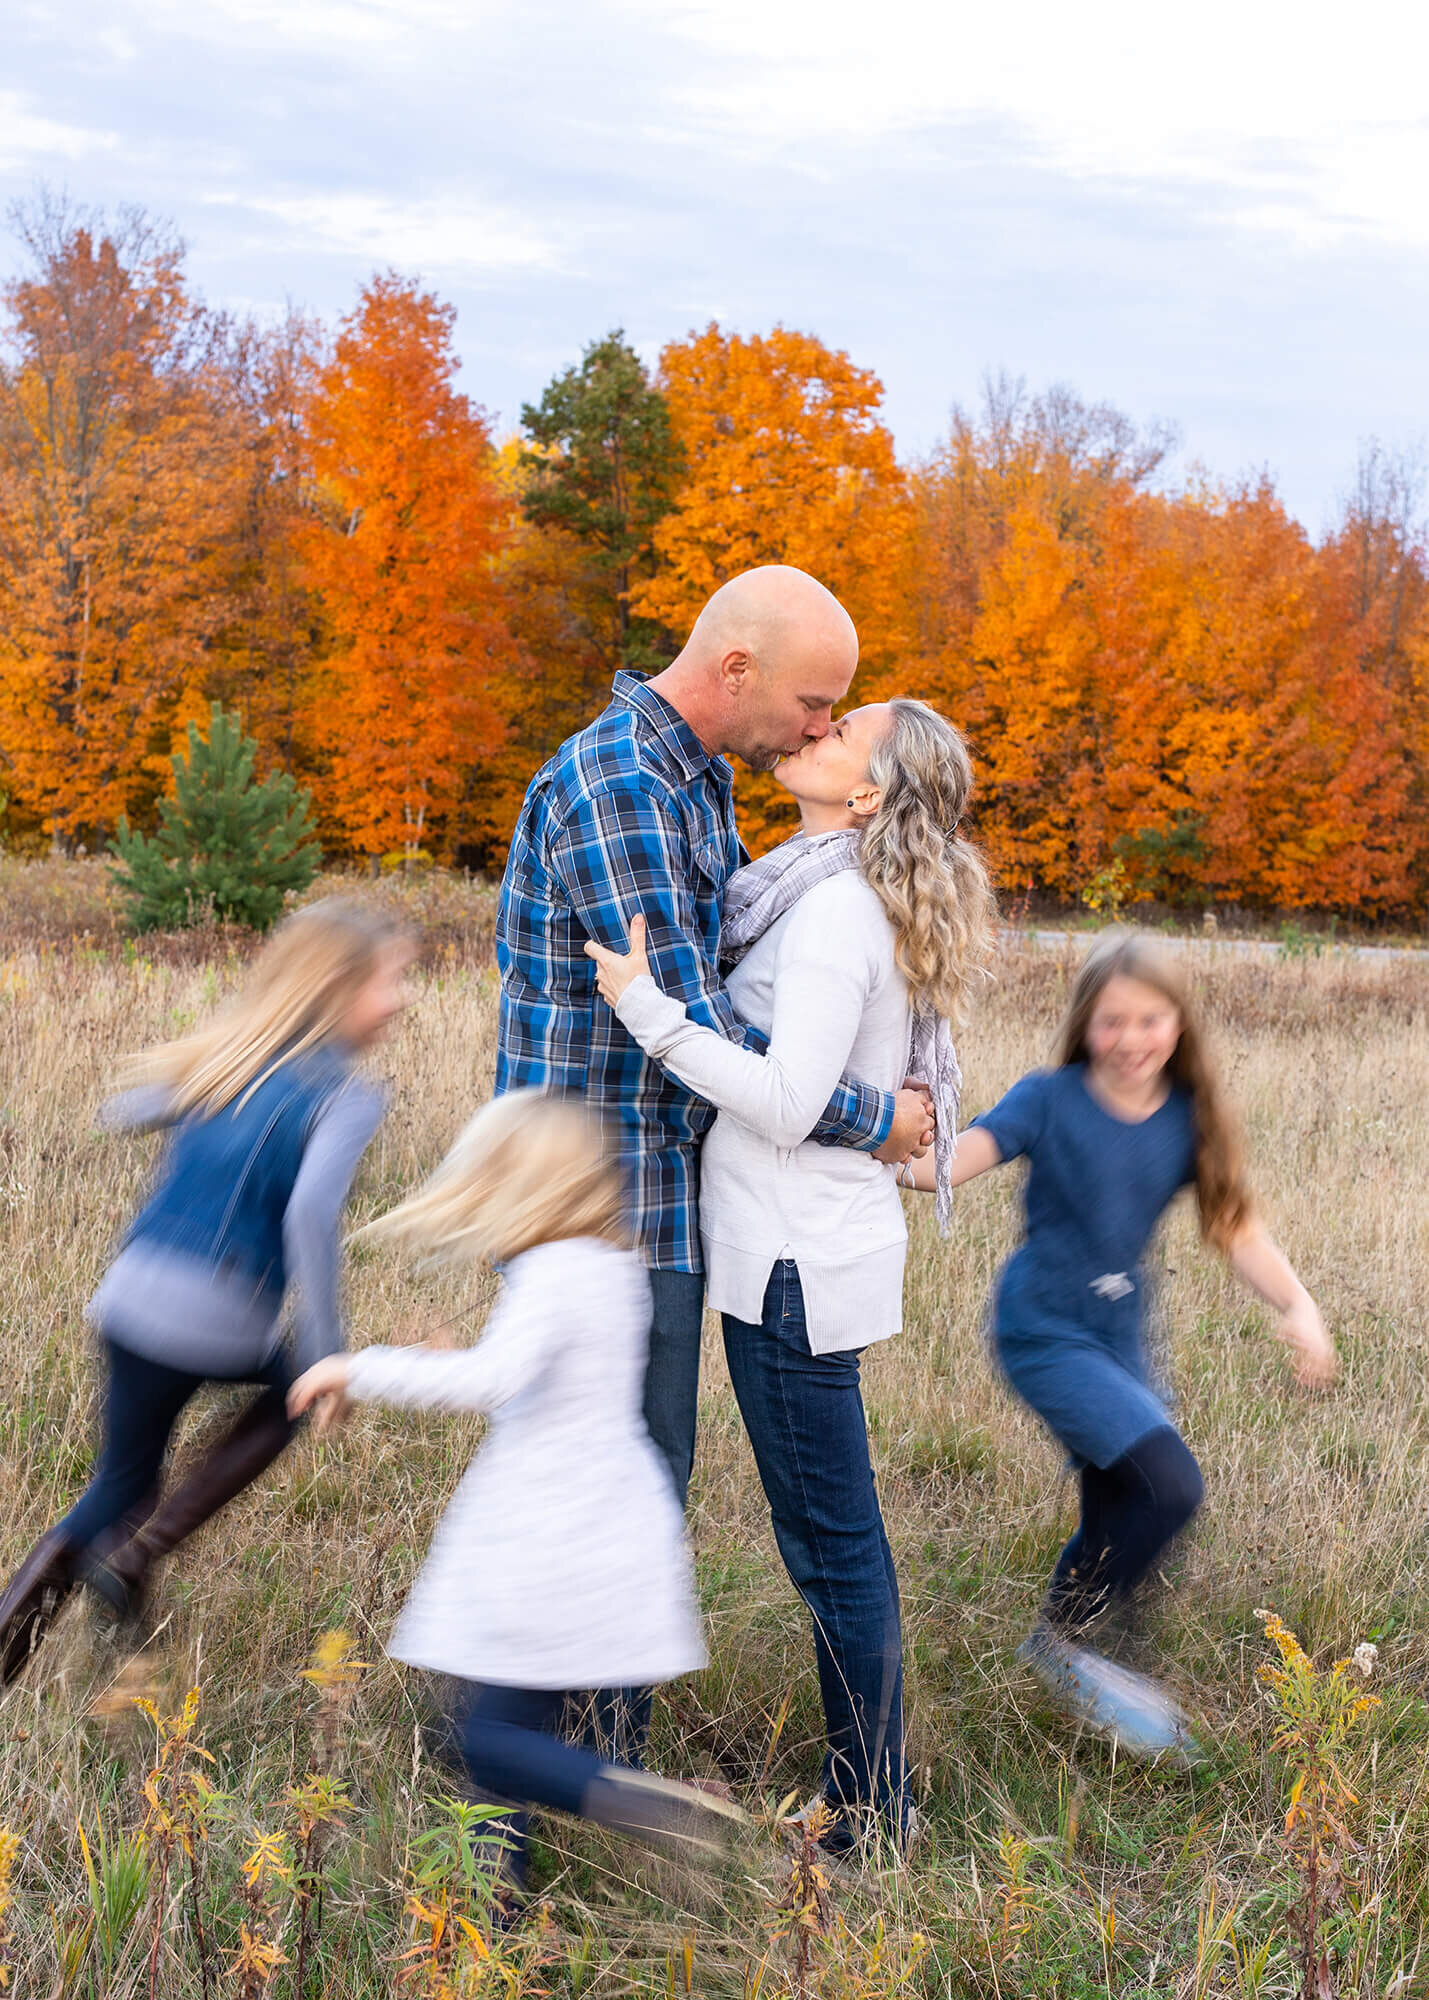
top-left (614, 869), bottom-right (910, 1353)
top-left (345, 1235), bottom-right (706, 1691)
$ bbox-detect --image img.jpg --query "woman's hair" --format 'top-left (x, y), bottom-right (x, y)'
top-left (360, 1090), bottom-right (627, 1267)
top-left (132, 899), bottom-right (410, 1118)
top-left (1055, 929), bottom-right (1252, 1250)
top-left (858, 698), bottom-right (998, 1027)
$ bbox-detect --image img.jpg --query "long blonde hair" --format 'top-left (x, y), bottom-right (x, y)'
top-left (130, 899), bottom-right (410, 1118)
top-left (360, 1091), bottom-right (627, 1267)
top-left (858, 699), bottom-right (998, 1027)
top-left (1056, 930), bottom-right (1253, 1251)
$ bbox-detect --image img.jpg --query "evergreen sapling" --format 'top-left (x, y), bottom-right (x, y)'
top-left (110, 704), bottom-right (320, 932)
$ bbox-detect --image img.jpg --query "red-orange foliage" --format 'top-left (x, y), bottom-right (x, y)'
top-left (910, 383), bottom-right (1427, 912)
top-left (295, 273), bottom-right (513, 862)
top-left (0, 219), bottom-right (1424, 913)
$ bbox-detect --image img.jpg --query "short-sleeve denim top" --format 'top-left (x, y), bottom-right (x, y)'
top-left (973, 1063), bottom-right (1196, 1336)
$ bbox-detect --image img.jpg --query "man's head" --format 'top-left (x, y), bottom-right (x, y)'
top-left (677, 566), bottom-right (859, 770)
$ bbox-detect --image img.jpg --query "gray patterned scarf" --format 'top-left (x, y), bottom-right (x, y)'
top-left (721, 829), bottom-right (961, 1236)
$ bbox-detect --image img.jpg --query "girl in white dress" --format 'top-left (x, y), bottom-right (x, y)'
top-left (289, 1090), bottom-right (737, 1902)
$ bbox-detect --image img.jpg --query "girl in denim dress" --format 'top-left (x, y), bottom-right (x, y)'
top-left (911, 931), bottom-right (1335, 1755)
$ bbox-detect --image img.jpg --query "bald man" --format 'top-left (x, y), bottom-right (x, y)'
top-left (495, 566), bottom-right (932, 1507)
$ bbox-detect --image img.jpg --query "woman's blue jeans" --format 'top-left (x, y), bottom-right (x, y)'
top-left (722, 1260), bottom-right (907, 1839)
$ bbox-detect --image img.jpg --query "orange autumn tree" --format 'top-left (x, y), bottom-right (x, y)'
top-left (946, 474), bottom-right (1411, 909)
top-left (206, 308), bottom-right (324, 777)
top-left (472, 440), bottom-right (612, 861)
top-left (911, 379), bottom-right (1422, 913)
top-left (635, 323), bottom-right (913, 848)
top-left (297, 273), bottom-right (513, 862)
top-left (958, 497), bottom-right (1109, 893)
top-left (1314, 444), bottom-right (1429, 907)
top-left (1126, 481), bottom-right (1413, 911)
top-left (913, 374), bottom-right (1177, 667)
top-left (1401, 602), bottom-right (1429, 910)
top-left (909, 379), bottom-right (1179, 895)
top-left (0, 195), bottom-right (244, 849)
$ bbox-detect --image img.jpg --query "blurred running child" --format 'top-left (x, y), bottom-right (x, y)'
top-left (288, 1091), bottom-right (738, 1902)
top-left (909, 930), bottom-right (1335, 1754)
top-left (0, 900), bottom-right (412, 1683)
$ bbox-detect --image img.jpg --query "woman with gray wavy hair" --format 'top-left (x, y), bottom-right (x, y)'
top-left (587, 696), bottom-right (996, 1859)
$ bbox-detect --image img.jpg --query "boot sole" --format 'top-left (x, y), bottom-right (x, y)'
top-left (0, 1581), bottom-right (75, 1687)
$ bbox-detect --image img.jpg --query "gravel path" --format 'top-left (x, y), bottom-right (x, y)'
top-left (1015, 927), bottom-right (1429, 965)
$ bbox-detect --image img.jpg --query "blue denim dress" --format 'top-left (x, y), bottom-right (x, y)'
top-left (973, 1065), bottom-right (1196, 1470)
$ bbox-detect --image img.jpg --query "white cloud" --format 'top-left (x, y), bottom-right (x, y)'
top-left (121, 0), bottom-right (510, 50)
top-left (620, 0), bottom-right (1429, 248)
top-left (0, 91), bottom-right (117, 171)
top-left (221, 191), bottom-right (560, 275)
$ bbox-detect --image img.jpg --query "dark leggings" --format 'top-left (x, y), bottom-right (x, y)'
top-left (459, 1684), bottom-right (683, 1889)
top-left (59, 1338), bottom-right (293, 1554)
top-left (1044, 1425), bottom-right (1204, 1635)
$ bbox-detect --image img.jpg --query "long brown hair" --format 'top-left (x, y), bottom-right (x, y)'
top-left (858, 699), bottom-right (998, 1028)
top-left (1056, 930), bottom-right (1252, 1250)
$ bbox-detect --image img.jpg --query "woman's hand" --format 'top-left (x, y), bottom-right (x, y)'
top-left (584, 914), bottom-right (653, 1010)
top-left (289, 1355), bottom-right (352, 1435)
top-left (1276, 1295), bottom-right (1338, 1389)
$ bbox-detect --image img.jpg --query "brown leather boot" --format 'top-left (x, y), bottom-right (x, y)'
top-left (578, 1765), bottom-right (747, 1858)
top-left (0, 1529), bottom-right (79, 1686)
top-left (86, 1392), bottom-right (292, 1628)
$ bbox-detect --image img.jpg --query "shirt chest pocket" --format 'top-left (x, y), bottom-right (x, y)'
top-left (690, 836), bottom-right (729, 937)
top-left (691, 834), bottom-right (728, 886)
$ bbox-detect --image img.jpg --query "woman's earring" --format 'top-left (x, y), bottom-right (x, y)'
top-left (846, 798), bottom-right (855, 808)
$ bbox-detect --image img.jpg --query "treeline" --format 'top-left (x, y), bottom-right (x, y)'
top-left (1, 194), bottom-right (1426, 912)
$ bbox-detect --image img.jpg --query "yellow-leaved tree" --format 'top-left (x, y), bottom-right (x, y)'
top-left (634, 323), bottom-right (913, 849)
top-left (0, 195), bottom-right (244, 850)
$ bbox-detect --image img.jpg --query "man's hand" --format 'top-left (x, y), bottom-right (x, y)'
top-left (585, 913), bottom-right (653, 1010)
top-left (875, 1084), bottom-right (935, 1164)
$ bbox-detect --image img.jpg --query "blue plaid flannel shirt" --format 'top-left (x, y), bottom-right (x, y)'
top-left (494, 673), bottom-right (897, 1271)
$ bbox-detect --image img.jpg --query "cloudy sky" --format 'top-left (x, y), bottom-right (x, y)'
top-left (5, 0), bottom-right (1427, 530)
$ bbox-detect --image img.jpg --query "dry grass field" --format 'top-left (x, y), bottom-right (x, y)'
top-left (0, 863), bottom-right (1426, 1996)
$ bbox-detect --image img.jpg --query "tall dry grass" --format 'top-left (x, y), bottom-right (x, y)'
top-left (0, 899), bottom-right (1427, 1994)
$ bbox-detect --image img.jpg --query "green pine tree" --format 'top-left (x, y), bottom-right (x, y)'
top-left (110, 704), bottom-right (320, 932)
top-left (519, 329), bottom-right (683, 674)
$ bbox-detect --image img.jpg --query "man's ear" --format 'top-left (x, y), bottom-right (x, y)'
top-left (718, 645), bottom-right (752, 694)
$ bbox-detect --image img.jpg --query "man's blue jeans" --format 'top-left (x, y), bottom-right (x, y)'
top-left (643, 1268), bottom-right (706, 1510)
top-left (723, 1260), bottom-right (907, 1838)
top-left (587, 1267), bottom-right (706, 1758)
